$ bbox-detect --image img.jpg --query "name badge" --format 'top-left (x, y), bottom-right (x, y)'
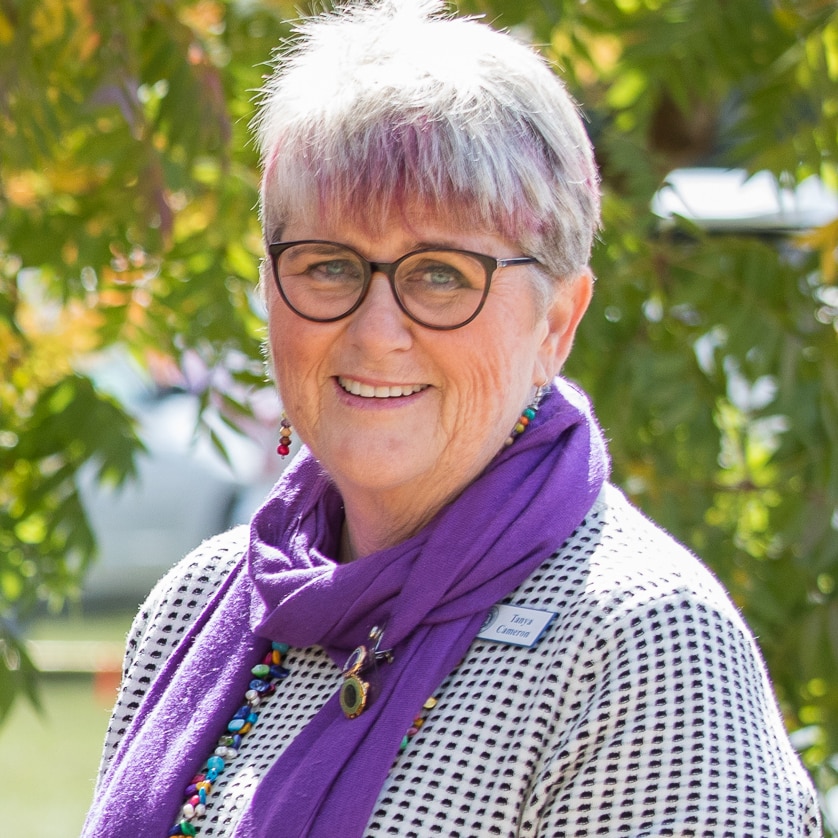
top-left (477, 604), bottom-right (557, 648)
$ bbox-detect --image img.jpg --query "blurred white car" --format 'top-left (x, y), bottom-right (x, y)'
top-left (77, 350), bottom-right (287, 603)
top-left (652, 167), bottom-right (838, 234)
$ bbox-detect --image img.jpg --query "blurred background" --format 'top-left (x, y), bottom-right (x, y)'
top-left (1, 0), bottom-right (836, 834)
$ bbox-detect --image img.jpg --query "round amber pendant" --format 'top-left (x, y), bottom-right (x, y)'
top-left (340, 673), bottom-right (369, 718)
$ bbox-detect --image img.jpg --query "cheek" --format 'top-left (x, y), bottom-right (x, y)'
top-left (438, 327), bottom-right (536, 434)
top-left (266, 298), bottom-right (292, 387)
top-left (266, 299), bottom-right (322, 413)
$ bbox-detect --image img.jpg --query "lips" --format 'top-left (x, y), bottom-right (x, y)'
top-left (337, 376), bottom-right (429, 399)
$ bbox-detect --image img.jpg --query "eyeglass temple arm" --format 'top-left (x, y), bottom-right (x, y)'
top-left (497, 256), bottom-right (539, 268)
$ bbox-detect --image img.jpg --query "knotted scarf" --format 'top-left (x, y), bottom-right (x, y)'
top-left (82, 377), bottom-right (608, 837)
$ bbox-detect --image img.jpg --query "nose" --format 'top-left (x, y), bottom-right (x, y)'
top-left (345, 270), bottom-right (413, 352)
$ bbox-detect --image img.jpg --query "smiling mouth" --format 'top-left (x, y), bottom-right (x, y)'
top-left (337, 376), bottom-right (429, 399)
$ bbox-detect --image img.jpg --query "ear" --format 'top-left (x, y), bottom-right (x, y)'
top-left (533, 268), bottom-right (593, 385)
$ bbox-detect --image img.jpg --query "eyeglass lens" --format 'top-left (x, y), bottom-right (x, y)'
top-left (273, 242), bottom-right (490, 328)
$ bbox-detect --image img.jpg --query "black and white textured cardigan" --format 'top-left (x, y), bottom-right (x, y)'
top-left (95, 484), bottom-right (821, 836)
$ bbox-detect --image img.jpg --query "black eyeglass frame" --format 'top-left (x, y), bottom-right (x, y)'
top-left (267, 239), bottom-right (539, 331)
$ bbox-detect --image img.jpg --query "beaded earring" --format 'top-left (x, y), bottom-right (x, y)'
top-left (276, 414), bottom-right (293, 457)
top-left (505, 384), bottom-right (546, 447)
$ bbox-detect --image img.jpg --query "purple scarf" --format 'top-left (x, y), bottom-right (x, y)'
top-left (82, 378), bottom-right (608, 837)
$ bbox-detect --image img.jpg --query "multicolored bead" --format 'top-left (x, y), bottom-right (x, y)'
top-left (276, 415), bottom-right (293, 457)
top-left (398, 695), bottom-right (438, 752)
top-left (504, 388), bottom-right (545, 447)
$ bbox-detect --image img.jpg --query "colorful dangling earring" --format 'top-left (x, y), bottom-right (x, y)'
top-left (276, 414), bottom-right (293, 457)
top-left (505, 384), bottom-right (546, 447)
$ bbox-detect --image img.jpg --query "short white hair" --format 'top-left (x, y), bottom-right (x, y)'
top-left (254, 0), bottom-right (600, 279)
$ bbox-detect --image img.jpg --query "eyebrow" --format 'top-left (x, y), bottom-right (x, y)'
top-left (267, 237), bottom-right (468, 255)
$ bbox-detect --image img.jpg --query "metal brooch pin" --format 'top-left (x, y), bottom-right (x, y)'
top-left (340, 625), bottom-right (393, 719)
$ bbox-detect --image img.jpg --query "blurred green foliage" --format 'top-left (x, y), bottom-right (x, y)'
top-left (1, 0), bottom-right (836, 822)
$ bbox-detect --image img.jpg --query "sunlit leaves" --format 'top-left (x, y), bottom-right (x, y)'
top-left (1, 375), bottom-right (144, 602)
top-left (0, 0), bottom-right (295, 724)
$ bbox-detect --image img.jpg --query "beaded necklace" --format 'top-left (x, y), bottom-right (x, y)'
top-left (167, 641), bottom-right (290, 838)
top-left (166, 642), bottom-right (436, 837)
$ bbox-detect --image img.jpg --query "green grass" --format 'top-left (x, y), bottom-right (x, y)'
top-left (0, 611), bottom-right (133, 837)
top-left (0, 677), bottom-right (115, 836)
top-left (26, 611), bottom-right (135, 642)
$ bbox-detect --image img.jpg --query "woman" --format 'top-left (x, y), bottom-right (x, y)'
top-left (83, 1), bottom-right (820, 836)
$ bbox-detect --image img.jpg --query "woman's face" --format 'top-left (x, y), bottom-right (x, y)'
top-left (265, 209), bottom-right (591, 539)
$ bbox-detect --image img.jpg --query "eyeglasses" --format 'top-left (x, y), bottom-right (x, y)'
top-left (267, 240), bottom-right (538, 330)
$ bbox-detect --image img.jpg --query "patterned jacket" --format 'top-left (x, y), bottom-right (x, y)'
top-left (94, 484), bottom-right (821, 837)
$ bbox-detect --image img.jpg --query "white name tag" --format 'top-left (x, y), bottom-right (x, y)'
top-left (477, 604), bottom-right (557, 648)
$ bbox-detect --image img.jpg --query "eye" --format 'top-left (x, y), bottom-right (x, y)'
top-left (310, 259), bottom-right (361, 281)
top-left (279, 244), bottom-right (364, 285)
top-left (425, 264), bottom-right (466, 288)
top-left (401, 260), bottom-right (472, 292)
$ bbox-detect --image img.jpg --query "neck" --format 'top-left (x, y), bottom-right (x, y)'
top-left (338, 496), bottom-right (433, 562)
top-left (333, 390), bottom-right (545, 562)
top-left (338, 520), bottom-right (357, 563)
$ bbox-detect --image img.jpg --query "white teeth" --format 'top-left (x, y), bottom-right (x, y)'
top-left (338, 377), bottom-right (427, 398)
